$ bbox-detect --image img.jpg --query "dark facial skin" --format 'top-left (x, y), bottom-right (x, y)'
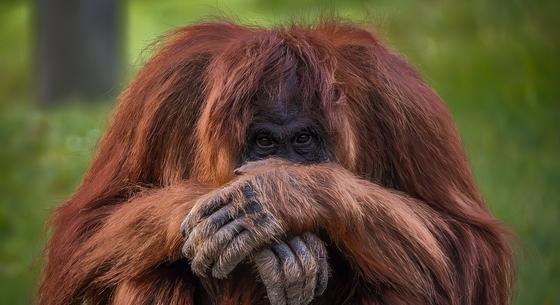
top-left (242, 103), bottom-right (330, 165)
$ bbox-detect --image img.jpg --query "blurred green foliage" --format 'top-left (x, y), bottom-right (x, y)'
top-left (0, 0), bottom-right (558, 304)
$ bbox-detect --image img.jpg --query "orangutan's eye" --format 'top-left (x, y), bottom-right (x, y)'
top-left (294, 133), bottom-right (312, 145)
top-left (256, 135), bottom-right (274, 148)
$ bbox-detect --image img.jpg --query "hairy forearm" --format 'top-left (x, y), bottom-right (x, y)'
top-left (40, 182), bottom-right (212, 305)
top-left (246, 162), bottom-right (501, 303)
top-left (85, 183), bottom-right (210, 279)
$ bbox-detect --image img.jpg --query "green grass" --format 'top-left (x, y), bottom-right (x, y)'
top-left (0, 0), bottom-right (559, 304)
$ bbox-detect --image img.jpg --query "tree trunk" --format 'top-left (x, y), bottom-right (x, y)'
top-left (36, 0), bottom-right (123, 105)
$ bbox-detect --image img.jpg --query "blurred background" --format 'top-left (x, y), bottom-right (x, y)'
top-left (0, 0), bottom-right (558, 304)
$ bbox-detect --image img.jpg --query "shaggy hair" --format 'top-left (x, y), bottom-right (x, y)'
top-left (38, 20), bottom-right (513, 305)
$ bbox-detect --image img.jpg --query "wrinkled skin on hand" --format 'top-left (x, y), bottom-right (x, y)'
top-left (254, 232), bottom-right (329, 305)
top-left (181, 160), bottom-right (329, 305)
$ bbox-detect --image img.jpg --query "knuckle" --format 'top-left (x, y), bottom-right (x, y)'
top-left (241, 183), bottom-right (256, 198)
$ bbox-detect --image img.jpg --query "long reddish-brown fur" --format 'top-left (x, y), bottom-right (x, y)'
top-left (38, 20), bottom-right (514, 305)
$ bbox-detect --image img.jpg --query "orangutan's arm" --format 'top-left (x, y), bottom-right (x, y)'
top-left (185, 161), bottom-right (510, 305)
top-left (39, 182), bottom-right (213, 305)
